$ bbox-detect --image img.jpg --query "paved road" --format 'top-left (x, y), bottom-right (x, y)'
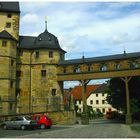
top-left (0, 119), bottom-right (139, 138)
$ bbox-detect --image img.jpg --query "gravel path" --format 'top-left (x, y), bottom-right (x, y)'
top-left (18, 119), bottom-right (139, 138)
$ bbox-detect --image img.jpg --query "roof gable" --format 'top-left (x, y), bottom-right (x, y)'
top-left (71, 84), bottom-right (101, 100)
top-left (0, 30), bottom-right (17, 42)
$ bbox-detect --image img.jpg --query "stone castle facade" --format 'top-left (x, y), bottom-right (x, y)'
top-left (0, 2), bottom-right (65, 115)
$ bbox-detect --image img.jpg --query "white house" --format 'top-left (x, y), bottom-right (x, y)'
top-left (72, 84), bottom-right (117, 114)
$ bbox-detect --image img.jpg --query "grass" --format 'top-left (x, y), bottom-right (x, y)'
top-left (130, 125), bottom-right (140, 133)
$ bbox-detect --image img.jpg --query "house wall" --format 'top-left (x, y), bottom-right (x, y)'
top-left (76, 93), bottom-right (116, 114)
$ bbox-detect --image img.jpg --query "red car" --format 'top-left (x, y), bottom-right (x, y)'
top-left (33, 114), bottom-right (52, 129)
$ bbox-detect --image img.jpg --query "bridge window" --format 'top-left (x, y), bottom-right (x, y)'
top-left (63, 67), bottom-right (66, 73)
top-left (87, 65), bottom-right (92, 72)
top-left (100, 65), bottom-right (107, 71)
top-left (74, 67), bottom-right (80, 73)
top-left (130, 62), bottom-right (138, 69)
top-left (116, 63), bottom-right (120, 70)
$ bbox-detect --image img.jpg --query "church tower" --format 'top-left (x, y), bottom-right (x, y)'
top-left (0, 2), bottom-right (20, 115)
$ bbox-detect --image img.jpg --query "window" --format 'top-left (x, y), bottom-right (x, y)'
top-left (9, 103), bottom-right (13, 110)
top-left (7, 14), bottom-right (12, 18)
top-left (102, 93), bottom-right (104, 96)
top-left (100, 65), bottom-right (107, 71)
top-left (90, 100), bottom-right (93, 105)
top-left (35, 51), bottom-right (39, 58)
top-left (96, 94), bottom-right (98, 97)
top-left (2, 40), bottom-right (7, 47)
top-left (6, 22), bottom-right (11, 28)
top-left (18, 50), bottom-right (23, 56)
top-left (41, 70), bottom-right (46, 77)
top-left (102, 108), bottom-right (105, 113)
top-left (16, 71), bottom-right (22, 77)
top-left (48, 37), bottom-right (51, 41)
top-left (11, 59), bottom-right (14, 66)
top-left (52, 89), bottom-right (56, 96)
top-left (79, 100), bottom-right (81, 104)
top-left (87, 65), bottom-right (91, 72)
top-left (96, 100), bottom-right (99, 104)
top-left (10, 81), bottom-right (14, 88)
top-left (79, 108), bottom-right (81, 112)
top-left (63, 67), bottom-right (66, 73)
top-left (102, 100), bottom-right (105, 104)
top-left (116, 63), bottom-right (120, 70)
top-left (74, 67), bottom-right (80, 73)
top-left (49, 51), bottom-right (53, 58)
top-left (130, 62), bottom-right (138, 69)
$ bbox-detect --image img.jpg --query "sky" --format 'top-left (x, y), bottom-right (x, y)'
top-left (19, 2), bottom-right (140, 88)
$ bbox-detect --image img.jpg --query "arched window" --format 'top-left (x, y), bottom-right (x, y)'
top-left (100, 65), bottom-right (107, 71)
top-left (116, 63), bottom-right (120, 70)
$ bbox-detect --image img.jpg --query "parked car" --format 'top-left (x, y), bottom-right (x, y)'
top-left (33, 114), bottom-right (52, 129)
top-left (1, 116), bottom-right (38, 130)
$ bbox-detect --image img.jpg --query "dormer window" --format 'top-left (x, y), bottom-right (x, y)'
top-left (48, 37), bottom-right (51, 41)
top-left (0, 3), bottom-right (2, 8)
top-left (38, 38), bottom-right (42, 41)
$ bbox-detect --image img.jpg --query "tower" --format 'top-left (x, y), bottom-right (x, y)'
top-left (0, 2), bottom-right (20, 115)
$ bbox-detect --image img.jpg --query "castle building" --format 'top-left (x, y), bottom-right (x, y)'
top-left (0, 2), bottom-right (66, 115)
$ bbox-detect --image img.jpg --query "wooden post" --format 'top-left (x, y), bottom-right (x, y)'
top-left (80, 80), bottom-right (90, 124)
top-left (121, 76), bottom-right (132, 124)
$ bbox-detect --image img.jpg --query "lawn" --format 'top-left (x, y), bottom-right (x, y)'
top-left (130, 125), bottom-right (140, 133)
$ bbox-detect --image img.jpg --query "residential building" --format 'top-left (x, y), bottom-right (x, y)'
top-left (87, 84), bottom-right (116, 114)
top-left (71, 84), bottom-right (117, 114)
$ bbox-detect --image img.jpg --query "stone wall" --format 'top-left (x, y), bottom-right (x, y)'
top-left (0, 12), bottom-right (19, 40)
top-left (16, 49), bottom-right (64, 114)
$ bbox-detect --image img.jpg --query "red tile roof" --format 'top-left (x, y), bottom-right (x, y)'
top-left (71, 84), bottom-right (101, 100)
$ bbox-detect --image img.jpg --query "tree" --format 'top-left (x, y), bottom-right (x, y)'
top-left (106, 76), bottom-right (140, 114)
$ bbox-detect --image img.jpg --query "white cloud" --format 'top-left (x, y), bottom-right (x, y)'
top-left (21, 14), bottom-right (39, 25)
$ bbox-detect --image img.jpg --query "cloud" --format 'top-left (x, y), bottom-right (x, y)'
top-left (19, 2), bottom-right (140, 66)
top-left (21, 14), bottom-right (39, 25)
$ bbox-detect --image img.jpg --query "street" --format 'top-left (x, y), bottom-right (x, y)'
top-left (0, 119), bottom-right (139, 138)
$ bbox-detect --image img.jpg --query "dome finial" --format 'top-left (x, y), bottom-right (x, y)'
top-left (45, 16), bottom-right (48, 31)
